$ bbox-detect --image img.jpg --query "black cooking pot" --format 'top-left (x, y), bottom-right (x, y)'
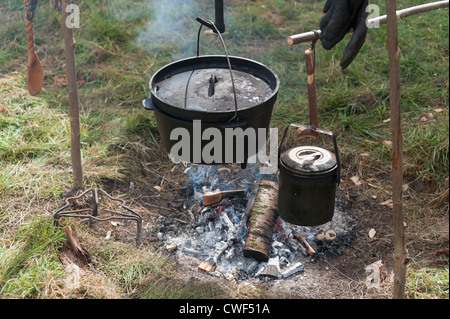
top-left (143, 55), bottom-right (280, 165)
top-left (277, 124), bottom-right (341, 226)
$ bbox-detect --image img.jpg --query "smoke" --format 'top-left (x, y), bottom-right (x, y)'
top-left (136, 0), bottom-right (209, 60)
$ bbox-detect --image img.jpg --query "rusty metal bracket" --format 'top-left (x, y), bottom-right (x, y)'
top-left (54, 188), bottom-right (142, 247)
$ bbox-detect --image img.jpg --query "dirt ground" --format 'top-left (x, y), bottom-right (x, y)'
top-left (65, 159), bottom-right (450, 300)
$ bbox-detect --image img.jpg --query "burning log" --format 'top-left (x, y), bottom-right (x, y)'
top-left (202, 189), bottom-right (245, 206)
top-left (243, 180), bottom-right (279, 262)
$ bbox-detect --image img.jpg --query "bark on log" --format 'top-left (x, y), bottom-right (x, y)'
top-left (243, 180), bottom-right (279, 262)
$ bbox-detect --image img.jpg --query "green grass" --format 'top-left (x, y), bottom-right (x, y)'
top-left (0, 0), bottom-right (448, 299)
top-left (0, 218), bottom-right (65, 298)
top-left (406, 263), bottom-right (449, 299)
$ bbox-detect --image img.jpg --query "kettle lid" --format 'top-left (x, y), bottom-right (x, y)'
top-left (280, 146), bottom-right (337, 174)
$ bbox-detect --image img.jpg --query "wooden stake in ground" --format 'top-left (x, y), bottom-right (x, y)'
top-left (243, 180), bottom-right (279, 262)
top-left (386, 0), bottom-right (408, 299)
top-left (63, 0), bottom-right (83, 190)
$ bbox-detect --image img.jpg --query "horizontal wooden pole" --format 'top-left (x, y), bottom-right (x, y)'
top-left (287, 0), bottom-right (449, 45)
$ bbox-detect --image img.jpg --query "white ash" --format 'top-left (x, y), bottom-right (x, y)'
top-left (160, 163), bottom-right (356, 281)
top-left (162, 202), bottom-right (355, 282)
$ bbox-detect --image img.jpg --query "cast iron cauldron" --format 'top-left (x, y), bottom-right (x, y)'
top-left (142, 55), bottom-right (280, 165)
top-left (278, 124), bottom-right (341, 226)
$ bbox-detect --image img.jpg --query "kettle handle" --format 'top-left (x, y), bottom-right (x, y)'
top-left (278, 124), bottom-right (340, 185)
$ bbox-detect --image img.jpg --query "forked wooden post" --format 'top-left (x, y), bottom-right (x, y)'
top-left (386, 0), bottom-right (408, 299)
top-left (62, 0), bottom-right (83, 190)
top-left (305, 49), bottom-right (319, 128)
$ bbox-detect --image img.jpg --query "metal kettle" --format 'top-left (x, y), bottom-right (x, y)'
top-left (277, 124), bottom-right (341, 226)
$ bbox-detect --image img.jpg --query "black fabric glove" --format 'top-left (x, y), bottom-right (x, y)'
top-left (319, 0), bottom-right (369, 69)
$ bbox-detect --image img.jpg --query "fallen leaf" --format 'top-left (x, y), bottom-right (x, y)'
top-left (433, 81), bottom-right (446, 87)
top-left (359, 153), bottom-right (370, 157)
top-left (350, 176), bottom-right (362, 186)
top-left (154, 185), bottom-right (165, 192)
top-left (434, 108), bottom-right (447, 113)
top-left (382, 140), bottom-right (392, 147)
top-left (1, 106), bottom-right (11, 114)
top-left (53, 75), bottom-right (68, 87)
top-left (420, 112), bottom-right (434, 122)
top-left (380, 199), bottom-right (393, 208)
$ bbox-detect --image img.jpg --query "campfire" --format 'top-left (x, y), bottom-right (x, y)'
top-left (158, 163), bottom-right (356, 282)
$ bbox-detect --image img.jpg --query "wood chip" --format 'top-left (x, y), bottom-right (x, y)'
top-left (325, 230), bottom-right (337, 241)
top-left (183, 166), bottom-right (191, 174)
top-left (166, 244), bottom-right (177, 252)
top-left (380, 199), bottom-right (393, 208)
top-left (217, 167), bottom-right (231, 173)
top-left (154, 185), bottom-right (165, 192)
top-left (316, 231), bottom-right (325, 241)
top-left (369, 228), bottom-right (376, 239)
top-left (350, 176), bottom-right (362, 186)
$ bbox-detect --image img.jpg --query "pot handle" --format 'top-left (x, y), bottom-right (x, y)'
top-left (142, 95), bottom-right (155, 111)
top-left (278, 124), bottom-right (340, 185)
top-left (194, 18), bottom-right (239, 122)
